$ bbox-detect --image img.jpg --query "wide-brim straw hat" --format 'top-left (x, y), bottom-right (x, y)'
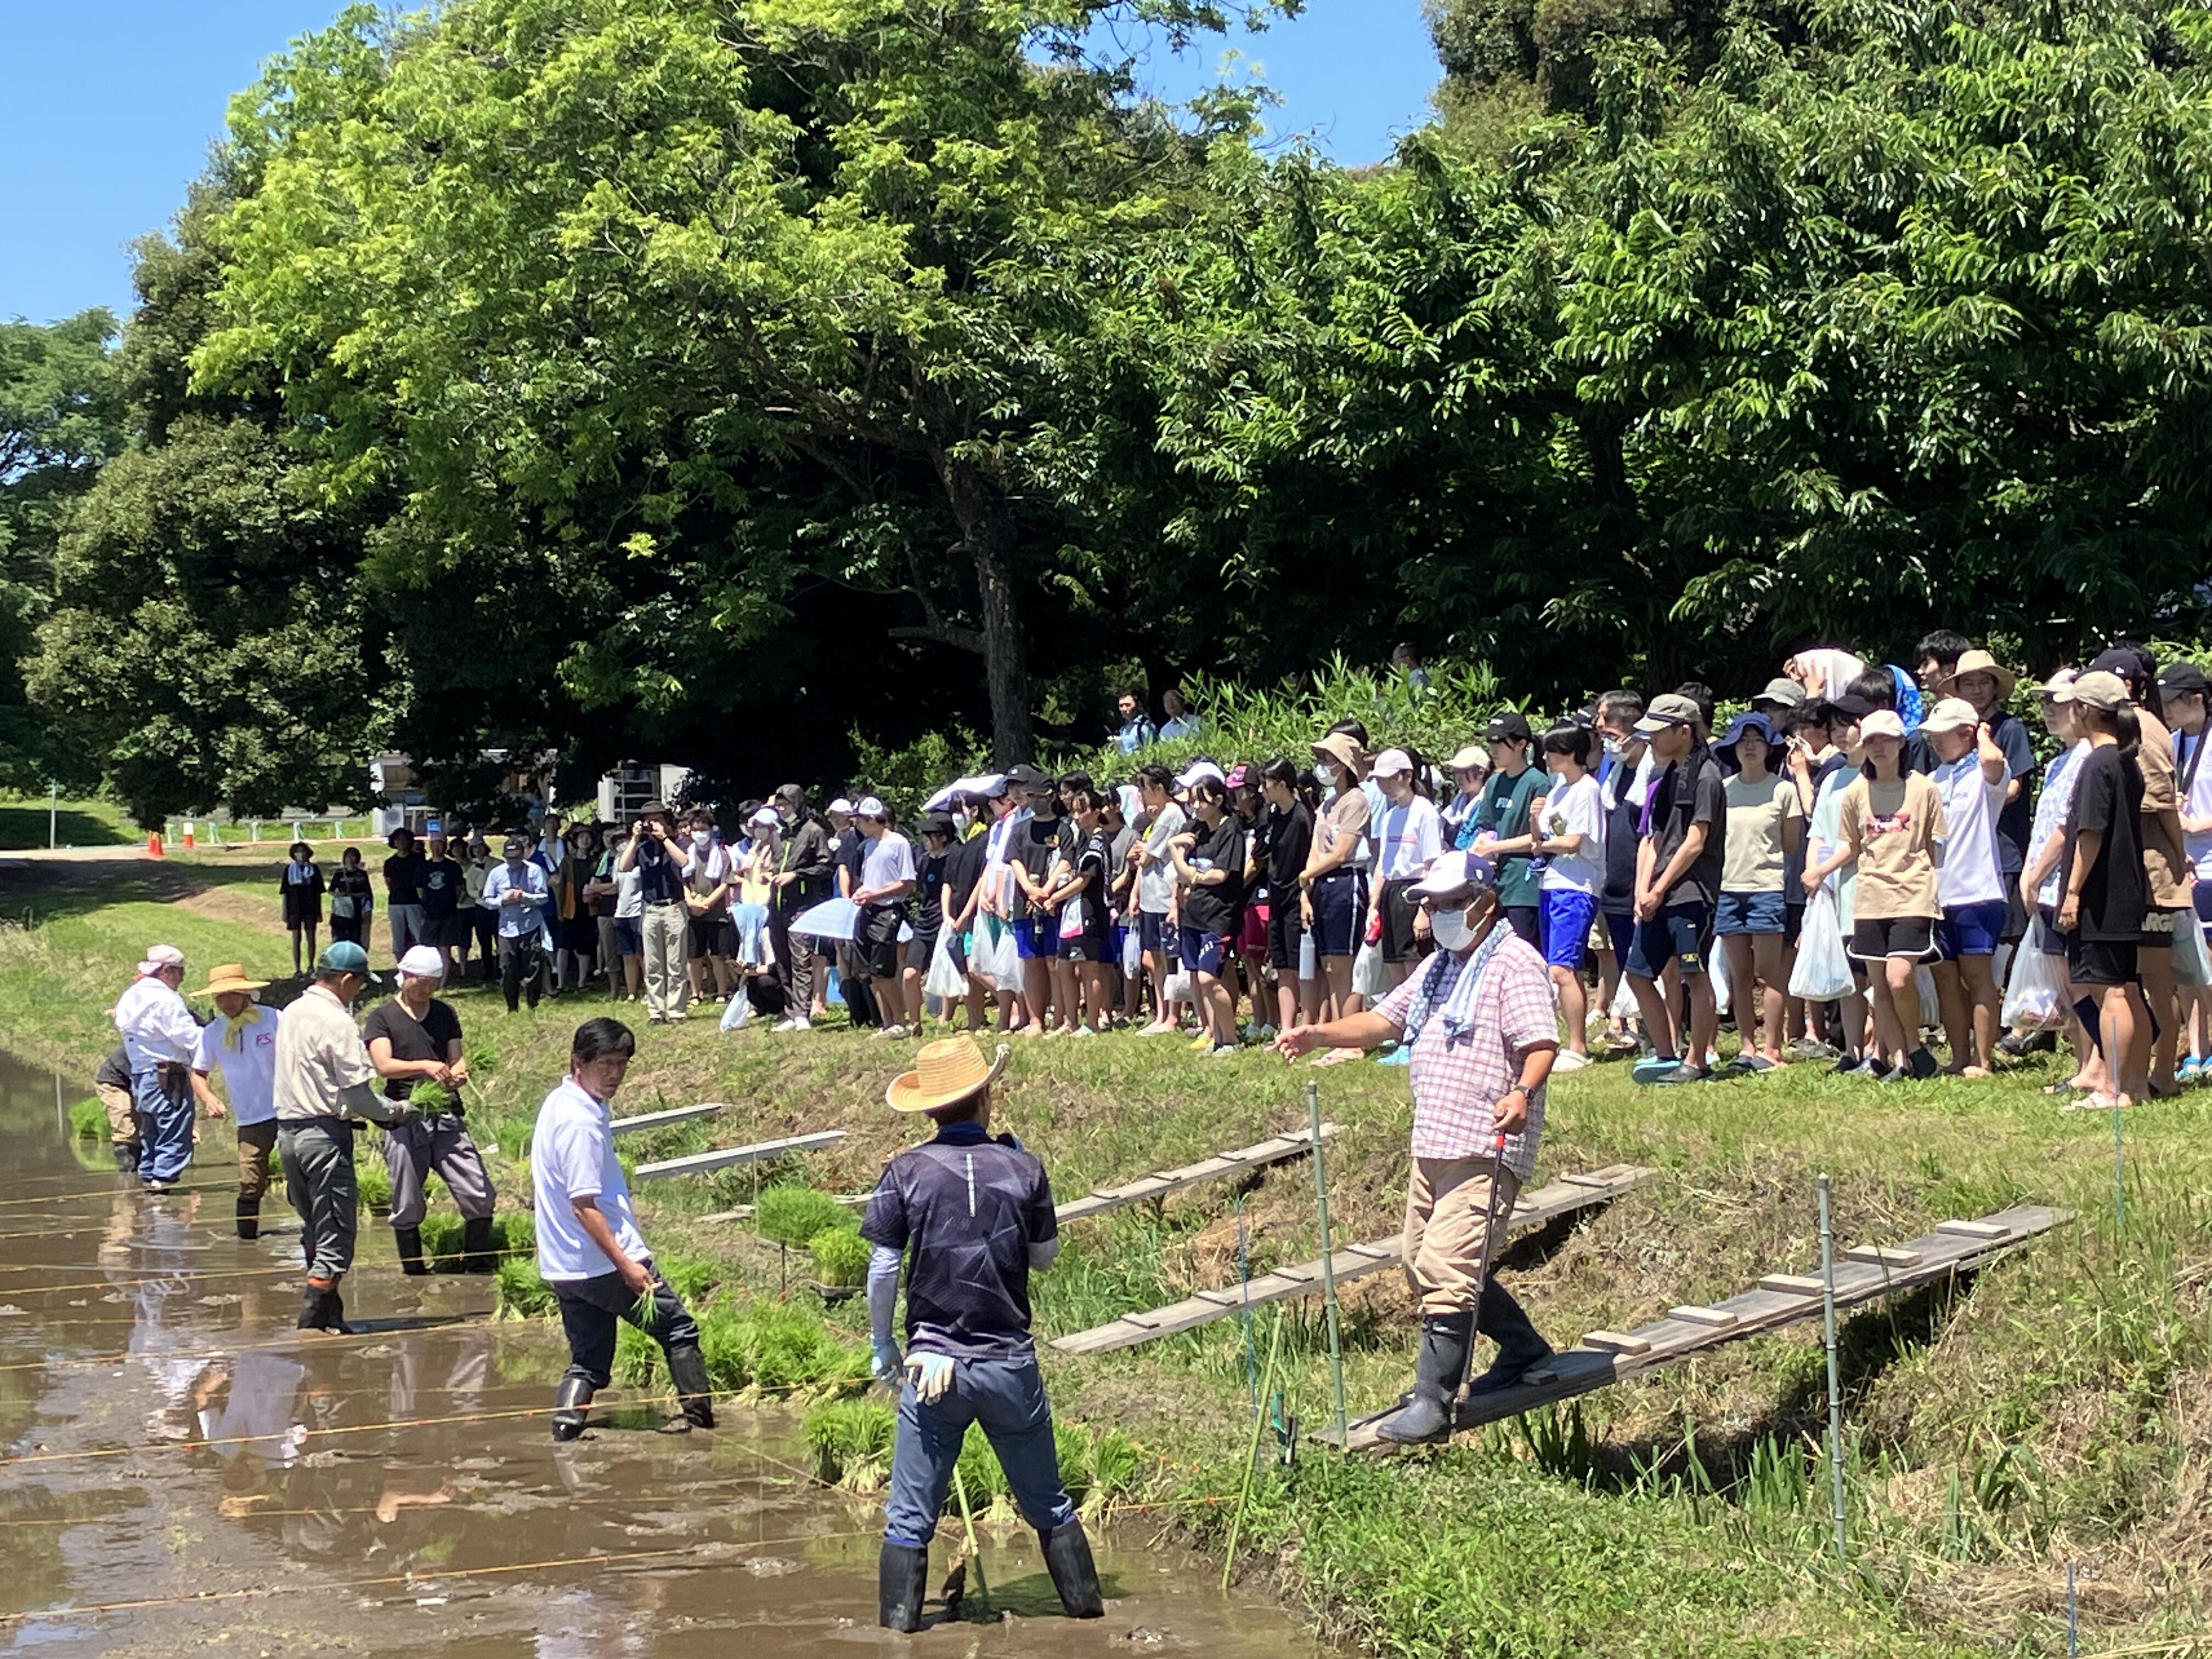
top-left (1939, 648), bottom-right (2017, 702)
top-left (886, 1035), bottom-right (1011, 1114)
top-left (198, 962), bottom-right (269, 997)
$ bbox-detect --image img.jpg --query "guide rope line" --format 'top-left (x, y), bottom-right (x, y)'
top-left (0, 1181), bottom-right (236, 1211)
top-left (0, 1314), bottom-right (504, 1373)
top-left (2, 1242), bottom-right (541, 1294)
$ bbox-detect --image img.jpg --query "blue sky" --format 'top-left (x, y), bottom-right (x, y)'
top-left (0, 1), bottom-right (1441, 328)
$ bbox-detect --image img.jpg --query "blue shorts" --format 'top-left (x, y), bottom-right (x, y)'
top-left (2195, 880), bottom-right (2212, 937)
top-left (1939, 899), bottom-right (2008, 958)
top-left (1713, 890), bottom-right (1786, 936)
top-left (1308, 869), bottom-right (1364, 958)
top-left (1013, 915), bottom-right (1060, 960)
top-left (1626, 901), bottom-right (1712, 979)
top-left (1177, 924), bottom-right (1227, 978)
top-left (1539, 889), bottom-right (1598, 970)
top-left (1137, 910), bottom-right (1169, 955)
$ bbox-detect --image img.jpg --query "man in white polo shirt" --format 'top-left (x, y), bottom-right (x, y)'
top-left (533, 1017), bottom-right (715, 1440)
top-left (188, 963), bottom-right (281, 1239)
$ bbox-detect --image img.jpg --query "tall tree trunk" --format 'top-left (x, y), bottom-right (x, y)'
top-left (941, 459), bottom-right (1032, 765)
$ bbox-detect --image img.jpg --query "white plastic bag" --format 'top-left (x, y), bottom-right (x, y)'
top-left (2000, 918), bottom-right (2067, 1030)
top-left (2172, 912), bottom-right (2212, 989)
top-left (1914, 964), bottom-right (1941, 1029)
top-left (1351, 940), bottom-right (1385, 998)
top-left (1709, 939), bottom-right (1732, 1018)
top-left (1298, 931), bottom-right (1318, 981)
top-left (719, 989), bottom-right (752, 1032)
top-left (1609, 973), bottom-right (1639, 1019)
top-left (1121, 923), bottom-right (1142, 977)
top-left (1163, 969), bottom-right (1194, 1003)
top-left (1787, 888), bottom-right (1853, 1002)
top-left (924, 930), bottom-right (967, 1001)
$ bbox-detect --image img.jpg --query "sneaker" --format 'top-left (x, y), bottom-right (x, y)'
top-left (1257, 1024), bottom-right (1278, 1041)
top-left (2179, 1056), bottom-right (2205, 1085)
top-left (1550, 1050), bottom-right (1593, 1074)
top-left (1630, 1054), bottom-right (1682, 1084)
top-left (1189, 1034), bottom-right (1214, 1052)
top-left (1907, 1046), bottom-right (1940, 1080)
top-left (873, 1024), bottom-right (907, 1041)
top-left (1070, 1025), bottom-right (1096, 1039)
top-left (1650, 1063), bottom-right (1711, 1086)
top-left (1241, 1021), bottom-right (1263, 1041)
top-left (1205, 1041), bottom-right (1240, 1059)
top-left (1730, 1055), bottom-right (1776, 1074)
top-left (1786, 1037), bottom-right (1838, 1062)
top-left (1996, 1029), bottom-right (2058, 1058)
top-left (1376, 1045), bottom-right (1413, 1066)
top-left (1831, 1052), bottom-right (1865, 1076)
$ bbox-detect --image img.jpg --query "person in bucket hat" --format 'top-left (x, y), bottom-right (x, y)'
top-left (187, 963), bottom-right (283, 1238)
top-left (863, 1034), bottom-right (1104, 1630)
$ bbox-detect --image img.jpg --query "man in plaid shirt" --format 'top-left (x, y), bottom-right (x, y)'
top-left (1278, 850), bottom-right (1560, 1442)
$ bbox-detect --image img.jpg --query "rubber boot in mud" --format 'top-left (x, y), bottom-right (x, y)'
top-left (878, 1540), bottom-right (929, 1632)
top-left (1040, 1521), bottom-right (1105, 1618)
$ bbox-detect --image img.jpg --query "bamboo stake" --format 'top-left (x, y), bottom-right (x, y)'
top-left (1221, 1309), bottom-right (1284, 1592)
top-left (1307, 1081), bottom-right (1347, 1446)
top-left (1818, 1174), bottom-right (1848, 1564)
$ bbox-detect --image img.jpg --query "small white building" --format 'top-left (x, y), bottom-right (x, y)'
top-left (595, 764), bottom-right (693, 826)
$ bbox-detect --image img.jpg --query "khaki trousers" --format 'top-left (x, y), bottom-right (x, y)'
top-left (98, 1082), bottom-right (137, 1147)
top-left (1401, 1155), bottom-right (1522, 1317)
top-left (235, 1119), bottom-right (279, 1201)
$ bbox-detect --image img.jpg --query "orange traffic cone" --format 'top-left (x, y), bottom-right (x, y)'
top-left (182, 822), bottom-right (195, 850)
top-left (148, 832), bottom-right (164, 859)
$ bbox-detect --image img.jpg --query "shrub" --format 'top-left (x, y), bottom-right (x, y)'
top-left (810, 1226), bottom-right (871, 1288)
top-left (805, 1398), bottom-right (898, 1489)
top-left (69, 1097), bottom-right (105, 1140)
top-left (493, 1255), bottom-right (555, 1319)
top-left (757, 1185), bottom-right (856, 1247)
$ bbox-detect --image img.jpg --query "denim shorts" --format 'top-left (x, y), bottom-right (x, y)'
top-left (1626, 901), bottom-right (1713, 979)
top-left (1539, 889), bottom-right (1598, 970)
top-left (1939, 899), bottom-right (2008, 959)
top-left (1714, 890), bottom-right (1786, 936)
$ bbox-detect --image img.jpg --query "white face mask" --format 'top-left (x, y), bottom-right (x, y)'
top-left (1601, 735), bottom-right (1626, 758)
top-left (1430, 907), bottom-right (1477, 952)
top-left (1315, 763), bottom-right (1337, 787)
top-left (691, 831), bottom-right (710, 849)
top-left (952, 809), bottom-right (973, 831)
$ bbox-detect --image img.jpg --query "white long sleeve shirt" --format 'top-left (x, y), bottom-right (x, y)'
top-left (114, 977), bottom-right (202, 1071)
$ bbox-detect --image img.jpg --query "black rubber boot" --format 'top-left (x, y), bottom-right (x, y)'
top-left (236, 1197), bottom-right (261, 1242)
top-left (1375, 1313), bottom-right (1473, 1444)
top-left (665, 1343), bottom-right (716, 1431)
top-left (1465, 1278), bottom-right (1557, 1396)
top-left (297, 1282), bottom-right (353, 1335)
top-left (394, 1225), bottom-right (430, 1277)
top-left (551, 1375), bottom-right (594, 1442)
top-left (113, 1144), bottom-right (139, 1173)
top-left (461, 1215), bottom-right (496, 1274)
top-left (877, 1539), bottom-right (930, 1632)
top-left (1039, 1521), bottom-right (1105, 1618)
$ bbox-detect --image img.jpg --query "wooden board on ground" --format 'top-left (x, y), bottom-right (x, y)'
top-left (1314, 1203), bottom-right (2070, 1453)
top-left (632, 1130), bottom-right (847, 1182)
top-left (608, 1102), bottom-right (726, 1137)
top-left (1051, 1123), bottom-right (1341, 1226)
top-left (1049, 1163), bottom-right (1654, 1357)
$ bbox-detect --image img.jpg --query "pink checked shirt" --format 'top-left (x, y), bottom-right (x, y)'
top-left (1373, 932), bottom-right (1556, 1179)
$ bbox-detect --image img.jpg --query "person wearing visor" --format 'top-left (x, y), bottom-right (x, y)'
top-left (1274, 851), bottom-right (1560, 1443)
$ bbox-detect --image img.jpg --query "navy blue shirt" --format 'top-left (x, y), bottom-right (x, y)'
top-left (633, 834), bottom-right (685, 905)
top-left (861, 1121), bottom-right (1058, 1361)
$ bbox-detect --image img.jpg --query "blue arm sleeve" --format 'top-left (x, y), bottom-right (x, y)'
top-left (867, 1245), bottom-right (902, 1352)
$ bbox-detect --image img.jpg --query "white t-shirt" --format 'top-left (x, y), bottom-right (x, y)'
top-left (2176, 725), bottom-right (2212, 880)
top-left (1356, 778), bottom-right (1385, 867)
top-left (2030, 741), bottom-right (2089, 907)
top-left (1136, 802), bottom-right (1185, 914)
top-left (860, 830), bottom-right (916, 895)
top-left (1932, 754), bottom-right (2006, 907)
top-left (532, 1077), bottom-right (649, 1281)
top-left (192, 1005), bottom-right (281, 1127)
top-left (1538, 772), bottom-right (1606, 894)
top-left (1373, 795), bottom-right (1442, 881)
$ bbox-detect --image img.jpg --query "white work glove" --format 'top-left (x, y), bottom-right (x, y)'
top-left (905, 1351), bottom-right (955, 1405)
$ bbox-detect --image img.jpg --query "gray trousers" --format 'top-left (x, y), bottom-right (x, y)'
top-left (641, 901), bottom-right (690, 1018)
top-left (383, 1114), bottom-right (495, 1228)
top-left (279, 1118), bottom-right (358, 1282)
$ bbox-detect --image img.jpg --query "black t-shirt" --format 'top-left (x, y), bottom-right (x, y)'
top-left (1019, 815), bottom-right (1063, 917)
top-left (1264, 801), bottom-right (1313, 891)
top-left (1598, 755), bottom-right (1641, 911)
top-left (419, 857), bottom-right (464, 920)
top-left (1988, 710), bottom-right (2037, 875)
top-left (1647, 753), bottom-right (1728, 907)
top-left (861, 1124), bottom-right (1058, 1361)
top-left (914, 848), bottom-right (949, 934)
top-left (2061, 744), bottom-right (2147, 943)
top-left (362, 997), bottom-right (464, 1101)
top-left (383, 851), bottom-right (428, 906)
top-left (943, 834), bottom-right (986, 923)
top-left (633, 833), bottom-right (685, 905)
top-left (834, 828), bottom-right (867, 893)
top-left (1181, 817), bottom-right (1248, 935)
top-left (1065, 828), bottom-right (1111, 941)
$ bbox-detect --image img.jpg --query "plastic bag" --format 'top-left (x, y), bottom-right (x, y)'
top-left (1787, 888), bottom-right (1853, 1002)
top-left (719, 988), bottom-right (752, 1031)
top-left (1708, 939), bottom-right (1733, 1018)
top-left (924, 930), bottom-right (967, 1001)
top-left (1298, 931), bottom-right (1318, 981)
top-left (2000, 919), bottom-right (2067, 1030)
top-left (1914, 964), bottom-right (1941, 1029)
top-left (1610, 974), bottom-right (1638, 1019)
top-left (1163, 969), bottom-right (1193, 1003)
top-left (1121, 923), bottom-right (1141, 977)
top-left (2172, 911), bottom-right (2212, 989)
top-left (1351, 940), bottom-right (1385, 998)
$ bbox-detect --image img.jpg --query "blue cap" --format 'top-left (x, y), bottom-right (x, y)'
top-left (1717, 711), bottom-right (1777, 770)
top-left (315, 941), bottom-right (371, 975)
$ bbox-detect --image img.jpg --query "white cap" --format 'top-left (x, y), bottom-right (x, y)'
top-left (136, 944), bottom-right (185, 977)
top-left (853, 796), bottom-right (889, 820)
top-left (1918, 697), bottom-right (1979, 733)
top-left (396, 945), bottom-right (447, 981)
top-left (1175, 761), bottom-right (1225, 789)
top-left (748, 807), bottom-right (778, 830)
top-left (828, 797), bottom-right (854, 814)
top-left (1859, 709), bottom-right (1907, 741)
top-left (951, 772), bottom-right (1007, 799)
top-left (922, 785), bottom-right (956, 812)
top-left (1372, 747), bottom-right (1415, 778)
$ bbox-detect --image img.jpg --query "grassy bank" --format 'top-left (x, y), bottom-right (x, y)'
top-left (7, 850), bottom-right (2210, 1655)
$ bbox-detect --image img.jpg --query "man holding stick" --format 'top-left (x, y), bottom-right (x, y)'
top-left (1276, 850), bottom-right (1560, 1443)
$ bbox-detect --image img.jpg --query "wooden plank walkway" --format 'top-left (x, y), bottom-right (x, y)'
top-left (1050, 1163), bottom-right (1654, 1357)
top-left (694, 1122), bottom-right (1340, 1226)
top-left (608, 1102), bottom-right (726, 1137)
top-left (632, 1129), bottom-right (847, 1182)
top-left (1316, 1203), bottom-right (2069, 1453)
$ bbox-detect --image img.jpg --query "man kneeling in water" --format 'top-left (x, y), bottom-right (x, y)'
top-left (865, 1033), bottom-right (1104, 1630)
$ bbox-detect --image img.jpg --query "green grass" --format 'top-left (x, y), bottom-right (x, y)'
top-left (12, 868), bottom-right (2212, 1656)
top-left (0, 795), bottom-right (135, 849)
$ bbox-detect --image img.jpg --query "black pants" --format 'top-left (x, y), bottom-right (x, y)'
top-left (771, 892), bottom-right (820, 1014)
top-left (554, 1266), bottom-right (702, 1390)
top-left (499, 933), bottom-right (546, 1011)
top-left (471, 909), bottom-right (496, 971)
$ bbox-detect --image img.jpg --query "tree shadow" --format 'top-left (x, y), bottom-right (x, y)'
top-left (0, 856), bottom-right (289, 928)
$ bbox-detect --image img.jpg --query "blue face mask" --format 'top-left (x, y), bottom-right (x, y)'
top-left (1430, 908), bottom-right (1476, 952)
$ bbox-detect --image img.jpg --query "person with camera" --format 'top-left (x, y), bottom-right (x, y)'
top-left (615, 800), bottom-right (693, 1024)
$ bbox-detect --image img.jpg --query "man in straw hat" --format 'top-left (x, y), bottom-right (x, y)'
top-left (1276, 851), bottom-right (1560, 1442)
top-left (112, 944), bottom-right (207, 1192)
top-left (187, 963), bottom-right (280, 1238)
top-left (864, 1033), bottom-right (1103, 1631)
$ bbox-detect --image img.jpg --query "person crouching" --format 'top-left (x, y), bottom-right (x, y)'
top-left (532, 1018), bottom-right (714, 1438)
top-left (865, 1034), bottom-right (1103, 1631)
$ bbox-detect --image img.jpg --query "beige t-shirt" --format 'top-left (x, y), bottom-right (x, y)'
top-left (1312, 788), bottom-right (1371, 869)
top-left (1839, 772), bottom-right (1947, 919)
top-left (2137, 709), bottom-right (2193, 910)
top-left (1722, 772), bottom-right (1803, 893)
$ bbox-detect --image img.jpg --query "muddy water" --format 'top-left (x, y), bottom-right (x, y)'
top-left (0, 1054), bottom-right (1328, 1657)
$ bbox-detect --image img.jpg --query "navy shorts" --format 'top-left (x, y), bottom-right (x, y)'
top-left (1600, 909), bottom-right (1634, 958)
top-left (614, 917), bottom-right (643, 957)
top-left (1539, 889), bottom-right (1598, 971)
top-left (1714, 890), bottom-right (1786, 936)
top-left (1939, 899), bottom-right (2008, 958)
top-left (1178, 924), bottom-right (1227, 978)
top-left (1013, 915), bottom-right (1060, 960)
top-left (2197, 880), bottom-right (2212, 937)
top-left (1137, 910), bottom-right (1169, 955)
top-left (1626, 901), bottom-right (1712, 979)
top-left (1309, 869), bottom-right (1363, 957)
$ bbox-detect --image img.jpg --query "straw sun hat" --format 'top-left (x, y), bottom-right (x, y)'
top-left (885, 1034), bottom-right (1011, 1114)
top-left (197, 963), bottom-right (269, 997)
